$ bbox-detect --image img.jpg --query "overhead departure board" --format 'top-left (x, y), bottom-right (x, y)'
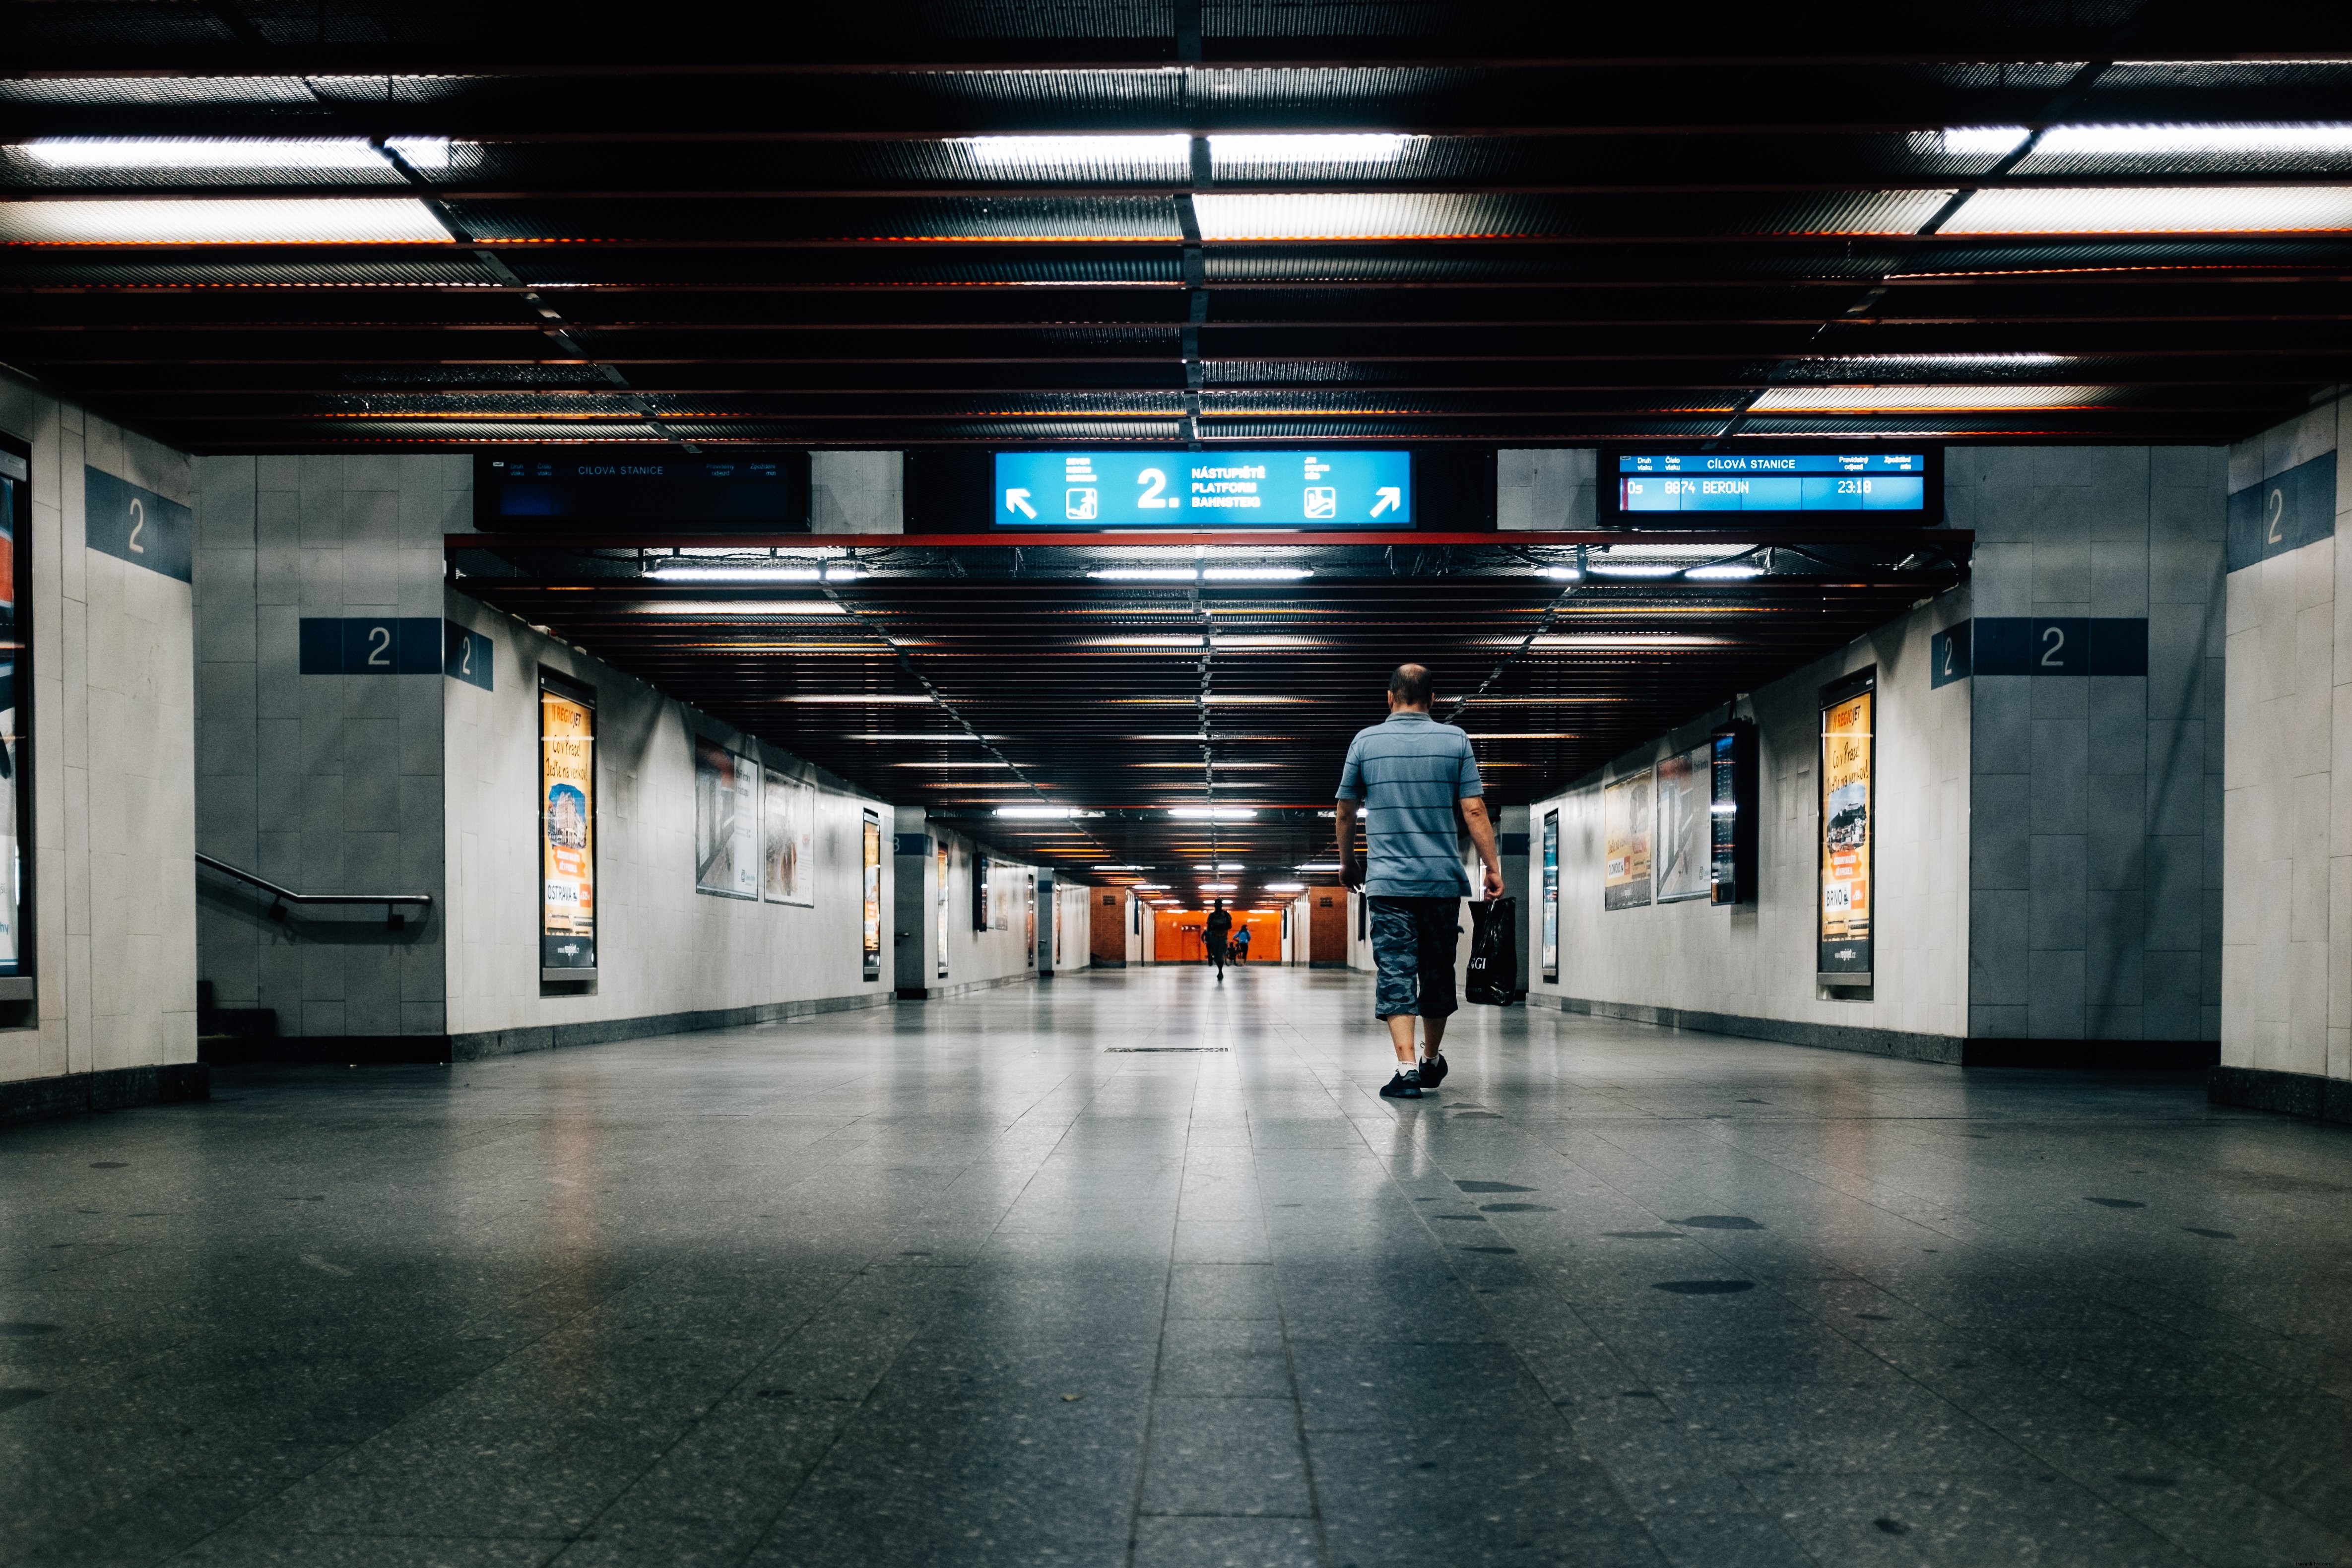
top-left (1610, 450), bottom-right (1934, 518)
top-left (993, 450), bottom-right (1412, 528)
top-left (475, 449), bottom-right (808, 529)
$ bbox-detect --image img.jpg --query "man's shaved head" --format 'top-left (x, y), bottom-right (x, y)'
top-left (1388, 663), bottom-right (1433, 707)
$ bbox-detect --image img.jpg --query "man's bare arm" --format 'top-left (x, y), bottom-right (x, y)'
top-left (1336, 797), bottom-right (1363, 889)
top-left (1460, 796), bottom-right (1505, 899)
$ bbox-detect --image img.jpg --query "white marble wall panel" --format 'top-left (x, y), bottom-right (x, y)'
top-left (1497, 449), bottom-right (1597, 530)
top-left (1525, 592), bottom-right (1971, 1042)
top-left (2223, 394), bottom-right (2352, 1080)
top-left (0, 370), bottom-right (196, 1084)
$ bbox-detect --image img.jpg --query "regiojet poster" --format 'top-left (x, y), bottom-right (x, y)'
top-left (1602, 769), bottom-right (1653, 911)
top-left (540, 677), bottom-right (596, 976)
top-left (1818, 672), bottom-right (1874, 982)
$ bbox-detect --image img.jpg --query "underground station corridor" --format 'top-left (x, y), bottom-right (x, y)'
top-left (6, 3), bottom-right (2352, 1565)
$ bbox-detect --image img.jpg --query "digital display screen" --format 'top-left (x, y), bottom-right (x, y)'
top-left (993, 450), bottom-right (1411, 528)
top-left (476, 450), bottom-right (806, 528)
top-left (1613, 451), bottom-right (1932, 517)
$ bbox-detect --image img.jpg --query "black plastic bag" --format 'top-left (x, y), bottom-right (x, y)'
top-left (1465, 896), bottom-right (1520, 1006)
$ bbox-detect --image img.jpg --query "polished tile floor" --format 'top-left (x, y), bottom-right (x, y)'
top-left (5, 967), bottom-right (2352, 1567)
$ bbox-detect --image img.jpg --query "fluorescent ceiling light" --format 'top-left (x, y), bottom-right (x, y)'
top-left (1210, 134), bottom-right (1414, 163)
top-left (1598, 543), bottom-right (1739, 558)
top-left (776, 694), bottom-right (933, 704)
top-left (995, 805), bottom-right (1101, 819)
top-left (894, 760), bottom-right (1012, 768)
top-left (1198, 882), bottom-right (1238, 892)
top-left (1542, 566), bottom-right (1582, 580)
top-left (1093, 864), bottom-right (1148, 870)
top-left (2037, 123), bottom-right (2352, 157)
top-left (1816, 353), bottom-right (2068, 367)
top-left (0, 197), bottom-right (447, 244)
top-left (1262, 881), bottom-right (1307, 893)
top-left (1090, 635), bottom-right (1206, 647)
top-left (964, 134), bottom-right (1190, 165)
top-left (1194, 193), bottom-right (1518, 241)
top-left (823, 565), bottom-right (864, 582)
top-left (1200, 694), bottom-right (1305, 704)
top-left (1937, 126), bottom-right (2032, 158)
top-left (22, 136), bottom-right (451, 169)
top-left (850, 732), bottom-right (987, 740)
top-left (1170, 807), bottom-right (1258, 821)
top-left (629, 600), bottom-right (844, 615)
top-left (1686, 564), bottom-right (1765, 580)
top-left (1132, 882), bottom-right (1170, 890)
top-left (1465, 732), bottom-right (1577, 739)
top-left (647, 566), bottom-right (821, 582)
top-left (1201, 567), bottom-right (1314, 581)
top-left (1196, 862), bottom-right (1245, 871)
top-left (1943, 186), bottom-right (2352, 233)
top-left (1533, 634), bottom-right (1728, 650)
top-left (1090, 567), bottom-right (1200, 581)
top-left (1586, 562), bottom-right (1683, 578)
top-left (1750, 384), bottom-right (2112, 411)
top-left (1296, 862), bottom-right (1342, 871)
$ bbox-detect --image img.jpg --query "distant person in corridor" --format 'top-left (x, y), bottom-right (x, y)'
top-left (1336, 663), bottom-right (1504, 1099)
top-left (1233, 923), bottom-right (1252, 965)
top-left (1204, 900), bottom-right (1233, 981)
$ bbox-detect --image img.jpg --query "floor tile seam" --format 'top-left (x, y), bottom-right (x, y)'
top-left (1124, 1079), bottom-right (1202, 1568)
top-left (1645, 1127), bottom-right (1996, 1247)
top-left (1243, 1115), bottom-right (1339, 1568)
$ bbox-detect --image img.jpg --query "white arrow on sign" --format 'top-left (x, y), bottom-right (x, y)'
top-left (1371, 487), bottom-right (1402, 517)
top-left (1006, 488), bottom-right (1037, 518)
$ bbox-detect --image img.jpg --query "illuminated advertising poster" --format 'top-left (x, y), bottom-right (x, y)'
top-left (1654, 743), bottom-right (1713, 904)
top-left (1024, 872), bottom-right (1037, 968)
top-left (936, 842), bottom-right (950, 980)
top-left (1819, 671), bottom-right (1875, 983)
top-left (694, 737), bottom-right (759, 900)
top-left (861, 811), bottom-right (882, 981)
top-left (761, 769), bottom-right (816, 907)
top-left (539, 674), bottom-right (596, 976)
top-left (1540, 809), bottom-right (1559, 982)
top-left (1602, 769), bottom-right (1653, 911)
top-left (0, 440), bottom-right (30, 985)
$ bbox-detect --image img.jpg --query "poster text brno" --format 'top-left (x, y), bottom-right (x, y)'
top-left (1602, 769), bottom-right (1653, 910)
top-left (1818, 671), bottom-right (1875, 983)
top-left (539, 676), bottom-right (596, 976)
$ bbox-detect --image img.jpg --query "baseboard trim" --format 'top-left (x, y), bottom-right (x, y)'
top-left (1962, 1038), bottom-right (2219, 1069)
top-left (0, 1062), bottom-right (209, 1127)
top-left (1528, 992), bottom-right (1964, 1065)
top-left (903, 972), bottom-right (1038, 1001)
top-left (450, 990), bottom-right (897, 1060)
top-left (1091, 956), bottom-right (1128, 968)
top-left (2207, 1064), bottom-right (2352, 1124)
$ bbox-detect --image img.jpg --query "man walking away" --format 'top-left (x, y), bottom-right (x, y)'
top-left (1204, 900), bottom-right (1233, 982)
top-left (1335, 663), bottom-right (1505, 1099)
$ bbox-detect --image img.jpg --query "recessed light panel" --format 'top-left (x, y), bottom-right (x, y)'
top-left (0, 197), bottom-right (448, 244)
top-left (1944, 186), bottom-right (2352, 233)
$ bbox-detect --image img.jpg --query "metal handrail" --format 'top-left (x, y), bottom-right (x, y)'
top-left (196, 852), bottom-right (431, 930)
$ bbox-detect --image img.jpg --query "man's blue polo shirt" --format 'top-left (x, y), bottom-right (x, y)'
top-left (1335, 711), bottom-right (1483, 898)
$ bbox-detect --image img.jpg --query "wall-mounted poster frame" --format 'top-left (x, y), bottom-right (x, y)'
top-left (1540, 808), bottom-right (1559, 982)
top-left (1818, 668), bottom-right (1875, 986)
top-left (1654, 743), bottom-right (1712, 904)
top-left (693, 736), bottom-right (759, 899)
top-left (861, 809), bottom-right (883, 981)
top-left (0, 432), bottom-right (33, 1000)
top-left (936, 841), bottom-right (951, 980)
top-left (973, 851), bottom-right (990, 932)
top-left (1602, 768), bottom-right (1653, 910)
top-left (762, 768), bottom-right (816, 906)
top-left (1709, 719), bottom-right (1758, 906)
top-left (1024, 872), bottom-right (1037, 969)
top-left (538, 669), bottom-right (596, 982)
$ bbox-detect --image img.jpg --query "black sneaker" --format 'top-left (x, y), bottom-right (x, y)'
top-left (1419, 1053), bottom-right (1448, 1089)
top-left (1379, 1071), bottom-right (1423, 1100)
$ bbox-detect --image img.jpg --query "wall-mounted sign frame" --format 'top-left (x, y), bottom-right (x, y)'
top-left (538, 669), bottom-right (597, 982)
top-left (1654, 744), bottom-right (1712, 904)
top-left (1540, 809), bottom-right (1559, 983)
top-left (936, 841), bottom-right (951, 980)
top-left (1602, 769), bottom-right (1653, 911)
top-left (1709, 719), bottom-right (1758, 907)
top-left (862, 810), bottom-right (883, 981)
top-left (1818, 669), bottom-right (1875, 986)
top-left (992, 449), bottom-right (1413, 529)
top-left (0, 435), bottom-right (34, 998)
top-left (762, 768), bottom-right (816, 906)
top-left (693, 737), bottom-right (759, 900)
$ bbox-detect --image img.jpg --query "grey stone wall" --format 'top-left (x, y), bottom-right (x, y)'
top-left (1955, 447), bottom-right (2226, 1044)
top-left (192, 454), bottom-right (464, 1039)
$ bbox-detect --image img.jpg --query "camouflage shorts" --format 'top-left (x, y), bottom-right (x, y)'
top-left (1371, 897), bottom-right (1462, 1020)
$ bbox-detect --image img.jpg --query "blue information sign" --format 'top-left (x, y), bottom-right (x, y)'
top-left (993, 450), bottom-right (1412, 528)
top-left (1617, 452), bottom-right (1929, 516)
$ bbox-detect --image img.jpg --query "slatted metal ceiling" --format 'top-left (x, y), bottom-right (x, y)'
top-left (1, 1), bottom-right (2343, 901)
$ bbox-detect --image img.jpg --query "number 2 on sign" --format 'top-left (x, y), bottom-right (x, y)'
top-left (2041, 625), bottom-right (2065, 668)
top-left (127, 498), bottom-right (145, 554)
top-left (2267, 487), bottom-right (2286, 545)
top-left (366, 625), bottom-right (392, 667)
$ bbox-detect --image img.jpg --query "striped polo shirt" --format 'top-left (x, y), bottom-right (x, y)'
top-left (1335, 711), bottom-right (1483, 898)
